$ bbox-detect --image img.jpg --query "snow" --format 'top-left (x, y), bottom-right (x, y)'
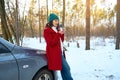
top-left (22, 37), bottom-right (120, 80)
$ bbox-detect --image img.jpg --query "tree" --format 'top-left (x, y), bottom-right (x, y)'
top-left (0, 0), bottom-right (28, 45)
top-left (6, 0), bottom-right (27, 46)
top-left (15, 0), bottom-right (20, 45)
top-left (46, 0), bottom-right (48, 19)
top-left (0, 0), bottom-right (13, 42)
top-left (86, 0), bottom-right (90, 50)
top-left (28, 0), bottom-right (36, 37)
top-left (62, 0), bottom-right (65, 27)
top-left (69, 0), bottom-right (85, 40)
top-left (38, 0), bottom-right (41, 42)
top-left (116, 0), bottom-right (120, 49)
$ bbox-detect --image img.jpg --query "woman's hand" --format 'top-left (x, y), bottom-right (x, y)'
top-left (58, 31), bottom-right (64, 35)
top-left (58, 28), bottom-right (65, 35)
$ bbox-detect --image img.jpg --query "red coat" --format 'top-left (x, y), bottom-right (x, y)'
top-left (44, 27), bottom-right (64, 70)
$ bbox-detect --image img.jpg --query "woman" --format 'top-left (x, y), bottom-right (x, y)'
top-left (44, 13), bottom-right (73, 80)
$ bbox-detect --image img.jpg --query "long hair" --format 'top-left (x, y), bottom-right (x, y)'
top-left (46, 21), bottom-right (60, 31)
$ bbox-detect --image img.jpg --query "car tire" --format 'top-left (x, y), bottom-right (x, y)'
top-left (33, 68), bottom-right (54, 80)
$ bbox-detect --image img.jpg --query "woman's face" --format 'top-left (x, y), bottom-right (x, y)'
top-left (52, 19), bottom-right (59, 27)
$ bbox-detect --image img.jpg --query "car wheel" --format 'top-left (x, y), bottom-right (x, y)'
top-left (33, 69), bottom-right (54, 80)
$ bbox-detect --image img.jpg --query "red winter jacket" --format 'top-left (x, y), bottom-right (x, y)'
top-left (44, 27), bottom-right (64, 70)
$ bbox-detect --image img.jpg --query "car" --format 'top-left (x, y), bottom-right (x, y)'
top-left (0, 38), bottom-right (58, 80)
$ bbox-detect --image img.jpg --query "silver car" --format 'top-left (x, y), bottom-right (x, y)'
top-left (0, 38), bottom-right (57, 80)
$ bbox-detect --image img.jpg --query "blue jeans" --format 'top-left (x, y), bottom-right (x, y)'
top-left (61, 55), bottom-right (73, 80)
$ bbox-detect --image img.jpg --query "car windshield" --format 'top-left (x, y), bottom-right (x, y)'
top-left (0, 38), bottom-right (15, 51)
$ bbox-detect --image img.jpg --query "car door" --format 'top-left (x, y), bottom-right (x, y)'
top-left (0, 42), bottom-right (18, 80)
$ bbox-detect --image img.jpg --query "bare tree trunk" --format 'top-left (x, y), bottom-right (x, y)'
top-left (6, 2), bottom-right (16, 39)
top-left (38, 0), bottom-right (41, 43)
top-left (62, 0), bottom-right (65, 27)
top-left (15, 0), bottom-right (20, 45)
top-left (30, 19), bottom-right (34, 37)
top-left (28, 0), bottom-right (35, 38)
top-left (86, 0), bottom-right (90, 50)
top-left (46, 0), bottom-right (48, 19)
top-left (116, 0), bottom-right (120, 49)
top-left (20, 1), bottom-right (27, 46)
top-left (6, 14), bottom-right (16, 40)
top-left (20, 16), bottom-right (27, 46)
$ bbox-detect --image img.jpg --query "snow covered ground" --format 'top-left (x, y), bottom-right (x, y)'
top-left (22, 37), bottom-right (120, 80)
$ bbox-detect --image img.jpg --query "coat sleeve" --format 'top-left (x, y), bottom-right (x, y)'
top-left (44, 28), bottom-right (61, 47)
top-left (60, 34), bottom-right (64, 42)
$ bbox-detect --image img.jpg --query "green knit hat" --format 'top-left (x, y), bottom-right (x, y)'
top-left (48, 13), bottom-right (59, 22)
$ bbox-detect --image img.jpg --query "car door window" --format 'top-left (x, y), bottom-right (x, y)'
top-left (0, 43), bottom-right (10, 53)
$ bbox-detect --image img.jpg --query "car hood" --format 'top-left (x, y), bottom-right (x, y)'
top-left (23, 47), bottom-right (46, 56)
top-left (0, 38), bottom-right (15, 51)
